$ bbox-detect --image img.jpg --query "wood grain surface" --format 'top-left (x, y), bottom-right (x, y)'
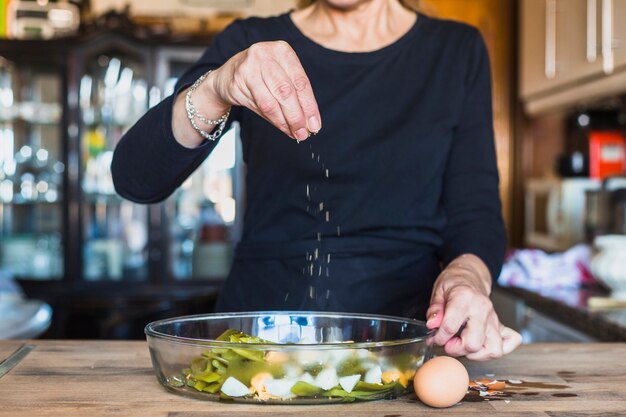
top-left (1, 341), bottom-right (626, 416)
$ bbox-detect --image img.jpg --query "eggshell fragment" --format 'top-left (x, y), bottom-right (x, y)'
top-left (413, 356), bottom-right (469, 408)
top-left (474, 379), bottom-right (505, 390)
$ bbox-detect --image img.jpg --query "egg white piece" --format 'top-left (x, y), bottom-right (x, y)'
top-left (294, 350), bottom-right (327, 367)
top-left (220, 377), bottom-right (250, 397)
top-left (315, 368), bottom-right (339, 390)
top-left (282, 363), bottom-right (303, 378)
top-left (264, 378), bottom-right (298, 399)
top-left (364, 366), bottom-right (382, 385)
top-left (298, 372), bottom-right (317, 385)
top-left (327, 349), bottom-right (354, 367)
top-left (338, 375), bottom-right (361, 393)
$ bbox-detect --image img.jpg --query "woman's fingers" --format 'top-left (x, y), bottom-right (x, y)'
top-left (260, 60), bottom-right (309, 140)
top-left (220, 41), bottom-right (321, 141)
top-left (464, 320), bottom-right (504, 361)
top-left (278, 44), bottom-right (321, 133)
top-left (244, 74), bottom-right (293, 138)
top-left (437, 296), bottom-right (491, 356)
top-left (500, 324), bottom-right (523, 355)
top-left (426, 291), bottom-right (445, 329)
top-left (431, 289), bottom-right (471, 347)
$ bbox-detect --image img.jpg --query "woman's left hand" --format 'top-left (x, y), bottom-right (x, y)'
top-left (425, 254), bottom-right (522, 361)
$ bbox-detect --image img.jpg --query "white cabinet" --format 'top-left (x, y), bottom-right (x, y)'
top-left (520, 0), bottom-right (626, 114)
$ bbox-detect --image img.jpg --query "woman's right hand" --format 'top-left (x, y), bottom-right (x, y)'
top-left (205, 41), bottom-right (321, 141)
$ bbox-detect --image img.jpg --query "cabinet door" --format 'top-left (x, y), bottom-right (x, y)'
top-left (154, 48), bottom-right (244, 282)
top-left (78, 44), bottom-right (151, 282)
top-left (520, 0), bottom-right (608, 98)
top-left (520, 0), bottom-right (562, 98)
top-left (555, 0), bottom-right (605, 86)
top-left (0, 58), bottom-right (64, 280)
top-left (613, 0), bottom-right (626, 68)
top-left (522, 0), bottom-right (626, 101)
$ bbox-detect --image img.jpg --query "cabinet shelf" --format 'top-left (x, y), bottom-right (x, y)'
top-left (81, 193), bottom-right (124, 204)
top-left (0, 102), bottom-right (63, 125)
top-left (0, 201), bottom-right (60, 206)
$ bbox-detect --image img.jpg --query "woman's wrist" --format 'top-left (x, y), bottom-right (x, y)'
top-left (172, 70), bottom-right (232, 149)
top-left (199, 69), bottom-right (232, 118)
top-left (442, 254), bottom-right (492, 296)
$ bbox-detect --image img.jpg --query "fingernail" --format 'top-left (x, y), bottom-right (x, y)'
top-left (295, 128), bottom-right (309, 141)
top-left (308, 117), bottom-right (321, 133)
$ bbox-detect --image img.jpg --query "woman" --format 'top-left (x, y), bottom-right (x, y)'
top-left (112, 0), bottom-right (522, 360)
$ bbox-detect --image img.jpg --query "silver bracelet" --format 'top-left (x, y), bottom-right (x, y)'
top-left (185, 70), bottom-right (231, 141)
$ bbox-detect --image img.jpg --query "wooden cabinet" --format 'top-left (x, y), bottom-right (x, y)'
top-left (520, 0), bottom-right (558, 98)
top-left (614, 0), bottom-right (626, 67)
top-left (520, 0), bottom-right (626, 114)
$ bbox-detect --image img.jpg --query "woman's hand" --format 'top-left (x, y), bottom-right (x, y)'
top-left (213, 41), bottom-right (321, 140)
top-left (426, 254), bottom-right (522, 361)
top-left (211, 41), bottom-right (322, 140)
top-left (173, 41), bottom-right (321, 148)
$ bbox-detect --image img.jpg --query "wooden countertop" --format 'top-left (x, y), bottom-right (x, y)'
top-left (1, 341), bottom-right (626, 416)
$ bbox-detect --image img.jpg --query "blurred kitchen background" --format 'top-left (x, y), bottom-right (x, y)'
top-left (1, 0), bottom-right (626, 343)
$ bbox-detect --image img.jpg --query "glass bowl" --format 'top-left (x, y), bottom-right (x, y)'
top-left (145, 311), bottom-right (433, 404)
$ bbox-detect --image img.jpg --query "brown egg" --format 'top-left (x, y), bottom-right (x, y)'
top-left (414, 356), bottom-right (469, 408)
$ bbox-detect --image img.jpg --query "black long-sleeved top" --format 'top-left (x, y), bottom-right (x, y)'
top-left (111, 12), bottom-right (506, 318)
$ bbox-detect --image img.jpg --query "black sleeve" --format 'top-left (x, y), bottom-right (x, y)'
top-left (111, 20), bottom-right (248, 204)
top-left (439, 29), bottom-right (506, 281)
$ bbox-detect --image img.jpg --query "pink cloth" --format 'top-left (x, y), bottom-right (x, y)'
top-left (498, 245), bottom-right (598, 289)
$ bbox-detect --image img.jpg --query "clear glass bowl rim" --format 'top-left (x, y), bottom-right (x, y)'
top-left (145, 310), bottom-right (434, 350)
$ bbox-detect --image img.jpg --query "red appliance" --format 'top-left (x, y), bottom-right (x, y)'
top-left (588, 131), bottom-right (626, 179)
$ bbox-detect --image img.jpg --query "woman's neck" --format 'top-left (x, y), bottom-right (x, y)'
top-left (290, 0), bottom-right (417, 53)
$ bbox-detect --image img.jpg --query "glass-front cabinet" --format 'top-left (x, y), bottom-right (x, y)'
top-left (76, 38), bottom-right (150, 281)
top-left (0, 31), bottom-right (239, 338)
top-left (155, 47), bottom-right (243, 282)
top-left (0, 48), bottom-right (65, 280)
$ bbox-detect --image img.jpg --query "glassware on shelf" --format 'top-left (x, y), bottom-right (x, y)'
top-left (191, 202), bottom-right (231, 280)
top-left (155, 49), bottom-right (243, 281)
top-left (0, 57), bottom-right (64, 281)
top-left (79, 50), bottom-right (149, 281)
top-left (168, 129), bottom-right (240, 281)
